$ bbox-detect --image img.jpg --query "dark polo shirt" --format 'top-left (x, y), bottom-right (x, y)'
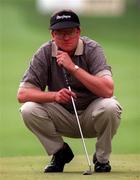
top-left (20, 36), bottom-right (112, 112)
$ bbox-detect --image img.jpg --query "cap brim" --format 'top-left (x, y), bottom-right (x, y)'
top-left (50, 22), bottom-right (80, 30)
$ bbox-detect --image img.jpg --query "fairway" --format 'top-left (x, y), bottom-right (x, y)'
top-left (1, 155), bottom-right (140, 180)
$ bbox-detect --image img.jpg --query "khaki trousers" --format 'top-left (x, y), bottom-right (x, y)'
top-left (20, 97), bottom-right (122, 163)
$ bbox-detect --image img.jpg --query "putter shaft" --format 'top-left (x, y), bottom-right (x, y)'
top-left (62, 67), bottom-right (92, 171)
top-left (68, 85), bottom-right (92, 169)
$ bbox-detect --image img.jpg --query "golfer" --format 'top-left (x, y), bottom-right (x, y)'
top-left (17, 9), bottom-right (122, 173)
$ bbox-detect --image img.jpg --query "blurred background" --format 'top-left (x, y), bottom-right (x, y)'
top-left (0, 0), bottom-right (140, 157)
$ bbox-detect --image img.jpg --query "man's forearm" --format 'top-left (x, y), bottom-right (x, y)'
top-left (17, 88), bottom-right (56, 103)
top-left (70, 67), bottom-right (114, 98)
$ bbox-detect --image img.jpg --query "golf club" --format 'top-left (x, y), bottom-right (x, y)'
top-left (62, 67), bottom-right (93, 175)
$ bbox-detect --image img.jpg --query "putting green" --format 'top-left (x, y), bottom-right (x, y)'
top-left (0, 155), bottom-right (140, 180)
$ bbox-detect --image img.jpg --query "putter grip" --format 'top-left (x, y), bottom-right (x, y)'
top-left (62, 68), bottom-right (69, 87)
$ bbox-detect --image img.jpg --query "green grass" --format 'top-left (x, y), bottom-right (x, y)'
top-left (0, 155), bottom-right (140, 180)
top-left (0, 0), bottom-right (140, 157)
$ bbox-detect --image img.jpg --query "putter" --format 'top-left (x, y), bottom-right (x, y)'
top-left (62, 68), bottom-right (93, 175)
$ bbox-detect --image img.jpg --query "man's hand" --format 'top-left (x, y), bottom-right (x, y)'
top-left (54, 88), bottom-right (76, 104)
top-left (56, 50), bottom-right (75, 71)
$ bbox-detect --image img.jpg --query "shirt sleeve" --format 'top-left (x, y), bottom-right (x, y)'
top-left (85, 41), bottom-right (112, 76)
top-left (21, 44), bottom-right (51, 91)
top-left (19, 82), bottom-right (40, 89)
top-left (95, 69), bottom-right (112, 77)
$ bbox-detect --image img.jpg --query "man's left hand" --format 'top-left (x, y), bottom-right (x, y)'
top-left (56, 50), bottom-right (75, 71)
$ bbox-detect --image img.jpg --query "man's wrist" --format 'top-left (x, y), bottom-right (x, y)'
top-left (70, 64), bottom-right (80, 74)
top-left (53, 92), bottom-right (57, 102)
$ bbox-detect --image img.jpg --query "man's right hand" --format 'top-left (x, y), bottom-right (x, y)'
top-left (54, 88), bottom-right (76, 104)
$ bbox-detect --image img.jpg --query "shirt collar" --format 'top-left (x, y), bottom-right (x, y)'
top-left (51, 38), bottom-right (84, 57)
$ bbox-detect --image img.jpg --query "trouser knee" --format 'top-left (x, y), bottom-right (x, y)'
top-left (20, 102), bottom-right (45, 128)
top-left (20, 102), bottom-right (36, 121)
top-left (20, 102), bottom-right (55, 133)
top-left (102, 98), bottom-right (122, 134)
top-left (92, 98), bottom-right (122, 135)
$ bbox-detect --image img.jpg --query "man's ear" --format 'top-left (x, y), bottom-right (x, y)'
top-left (51, 31), bottom-right (55, 40)
top-left (78, 27), bottom-right (81, 35)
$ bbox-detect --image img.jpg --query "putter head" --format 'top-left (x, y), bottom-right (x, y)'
top-left (83, 170), bottom-right (93, 175)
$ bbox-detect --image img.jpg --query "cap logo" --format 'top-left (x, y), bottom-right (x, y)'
top-left (56, 15), bottom-right (71, 20)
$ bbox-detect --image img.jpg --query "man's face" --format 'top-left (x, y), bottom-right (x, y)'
top-left (51, 27), bottom-right (80, 54)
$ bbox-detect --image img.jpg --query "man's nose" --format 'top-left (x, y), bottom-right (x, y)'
top-left (63, 34), bottom-right (71, 40)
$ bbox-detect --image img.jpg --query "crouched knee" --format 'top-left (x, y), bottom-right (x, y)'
top-left (103, 98), bottom-right (122, 133)
top-left (103, 98), bottom-right (122, 118)
top-left (20, 102), bottom-right (38, 121)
